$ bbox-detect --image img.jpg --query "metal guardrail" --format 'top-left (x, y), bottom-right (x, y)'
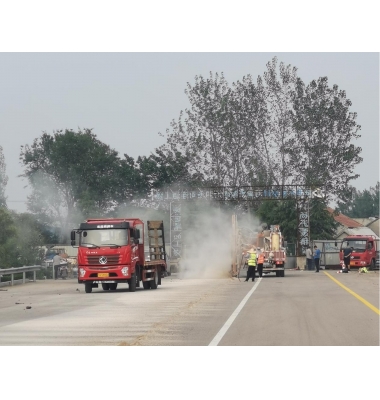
top-left (0, 266), bottom-right (42, 287)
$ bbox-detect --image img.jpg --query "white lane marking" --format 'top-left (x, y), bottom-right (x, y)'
top-left (208, 277), bottom-right (262, 346)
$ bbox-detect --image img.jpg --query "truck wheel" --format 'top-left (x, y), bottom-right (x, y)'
top-left (143, 281), bottom-right (150, 290)
top-left (157, 266), bottom-right (161, 285)
top-left (129, 272), bottom-right (136, 292)
top-left (109, 283), bottom-right (118, 291)
top-left (135, 265), bottom-right (140, 287)
top-left (281, 270), bottom-right (285, 277)
top-left (276, 271), bottom-right (281, 277)
top-left (85, 282), bottom-right (92, 293)
top-left (370, 259), bottom-right (375, 270)
top-left (101, 283), bottom-right (110, 291)
top-left (150, 268), bottom-right (159, 289)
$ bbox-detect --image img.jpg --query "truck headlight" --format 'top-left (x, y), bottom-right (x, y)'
top-left (79, 268), bottom-right (86, 277)
top-left (121, 267), bottom-right (129, 276)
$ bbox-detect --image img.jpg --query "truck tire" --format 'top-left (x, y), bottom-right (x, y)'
top-left (150, 268), bottom-right (159, 289)
top-left (370, 259), bottom-right (375, 270)
top-left (135, 265), bottom-right (140, 287)
top-left (276, 271), bottom-right (281, 277)
top-left (85, 282), bottom-right (92, 293)
top-left (143, 281), bottom-right (150, 290)
top-left (109, 283), bottom-right (118, 291)
top-left (281, 270), bottom-right (285, 277)
top-left (129, 272), bottom-right (136, 292)
top-left (101, 283), bottom-right (110, 291)
top-left (157, 266), bottom-right (161, 285)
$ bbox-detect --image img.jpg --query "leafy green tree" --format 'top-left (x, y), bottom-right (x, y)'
top-left (256, 197), bottom-right (337, 243)
top-left (337, 182), bottom-right (379, 217)
top-left (117, 154), bottom-right (148, 202)
top-left (20, 129), bottom-right (124, 240)
top-left (0, 207), bottom-right (16, 247)
top-left (136, 149), bottom-right (204, 190)
top-left (258, 57), bottom-right (299, 186)
top-left (290, 76), bottom-right (362, 198)
top-left (309, 198), bottom-right (338, 240)
top-left (0, 146), bottom-right (8, 208)
top-left (256, 200), bottom-right (298, 243)
top-left (159, 72), bottom-right (263, 187)
top-left (0, 207), bottom-right (17, 268)
top-left (8, 212), bottom-right (45, 267)
top-left (158, 57), bottom-right (362, 200)
top-left (0, 210), bottom-right (44, 268)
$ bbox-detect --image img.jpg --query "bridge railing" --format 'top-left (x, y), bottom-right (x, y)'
top-left (0, 266), bottom-right (42, 287)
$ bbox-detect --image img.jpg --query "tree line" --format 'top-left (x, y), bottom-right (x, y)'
top-left (1, 57), bottom-right (373, 267)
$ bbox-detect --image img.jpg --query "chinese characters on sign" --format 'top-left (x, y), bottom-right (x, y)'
top-left (297, 204), bottom-right (310, 256)
top-left (170, 203), bottom-right (182, 258)
top-left (136, 186), bottom-right (313, 258)
top-left (152, 186), bottom-right (312, 202)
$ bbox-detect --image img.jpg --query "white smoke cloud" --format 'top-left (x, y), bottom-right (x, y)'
top-left (103, 192), bottom-right (264, 280)
top-left (178, 203), bottom-right (262, 279)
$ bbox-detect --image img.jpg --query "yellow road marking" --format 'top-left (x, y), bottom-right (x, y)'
top-left (324, 271), bottom-right (380, 315)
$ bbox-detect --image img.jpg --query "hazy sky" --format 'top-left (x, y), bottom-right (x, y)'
top-left (0, 52), bottom-right (378, 212)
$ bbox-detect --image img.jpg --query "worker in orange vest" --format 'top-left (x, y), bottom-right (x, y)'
top-left (257, 249), bottom-right (265, 278)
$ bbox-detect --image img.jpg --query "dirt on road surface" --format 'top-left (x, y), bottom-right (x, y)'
top-left (0, 270), bottom-right (378, 346)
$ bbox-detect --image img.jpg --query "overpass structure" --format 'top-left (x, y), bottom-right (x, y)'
top-left (132, 185), bottom-right (317, 261)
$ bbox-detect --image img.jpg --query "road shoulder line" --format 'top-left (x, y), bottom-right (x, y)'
top-left (208, 278), bottom-right (262, 346)
top-left (324, 271), bottom-right (380, 315)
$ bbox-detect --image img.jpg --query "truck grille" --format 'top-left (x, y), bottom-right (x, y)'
top-left (86, 255), bottom-right (121, 265)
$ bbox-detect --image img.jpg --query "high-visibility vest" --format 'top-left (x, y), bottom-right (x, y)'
top-left (248, 253), bottom-right (257, 266)
top-left (258, 254), bottom-right (265, 264)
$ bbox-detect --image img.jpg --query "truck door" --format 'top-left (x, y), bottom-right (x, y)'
top-left (367, 241), bottom-right (374, 262)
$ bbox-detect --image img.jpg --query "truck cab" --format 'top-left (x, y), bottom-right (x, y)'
top-left (71, 219), bottom-right (167, 293)
top-left (339, 235), bottom-right (379, 270)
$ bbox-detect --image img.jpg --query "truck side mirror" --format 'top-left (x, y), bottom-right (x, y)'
top-left (134, 230), bottom-right (140, 239)
top-left (71, 240), bottom-right (75, 246)
top-left (71, 231), bottom-right (76, 241)
top-left (335, 242), bottom-right (337, 247)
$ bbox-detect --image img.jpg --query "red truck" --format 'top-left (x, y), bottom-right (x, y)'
top-left (254, 225), bottom-right (286, 277)
top-left (339, 235), bottom-right (379, 270)
top-left (71, 219), bottom-right (167, 293)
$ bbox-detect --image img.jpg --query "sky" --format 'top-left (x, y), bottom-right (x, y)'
top-left (0, 52), bottom-right (378, 212)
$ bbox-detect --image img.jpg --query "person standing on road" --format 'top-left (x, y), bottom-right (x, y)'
top-left (313, 245), bottom-right (321, 272)
top-left (52, 253), bottom-right (63, 280)
top-left (306, 246), bottom-right (313, 270)
top-left (343, 246), bottom-right (353, 272)
top-left (245, 248), bottom-right (257, 282)
top-left (257, 249), bottom-right (265, 278)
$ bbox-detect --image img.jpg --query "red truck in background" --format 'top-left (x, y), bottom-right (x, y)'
top-left (71, 219), bottom-right (167, 293)
top-left (339, 235), bottom-right (379, 270)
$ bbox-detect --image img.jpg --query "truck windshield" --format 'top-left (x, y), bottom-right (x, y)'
top-left (342, 240), bottom-right (367, 253)
top-left (80, 229), bottom-right (128, 247)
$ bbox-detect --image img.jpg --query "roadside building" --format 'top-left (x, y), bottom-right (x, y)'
top-left (351, 217), bottom-right (379, 237)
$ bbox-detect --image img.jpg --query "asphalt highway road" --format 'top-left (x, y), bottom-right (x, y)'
top-left (0, 270), bottom-right (378, 346)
